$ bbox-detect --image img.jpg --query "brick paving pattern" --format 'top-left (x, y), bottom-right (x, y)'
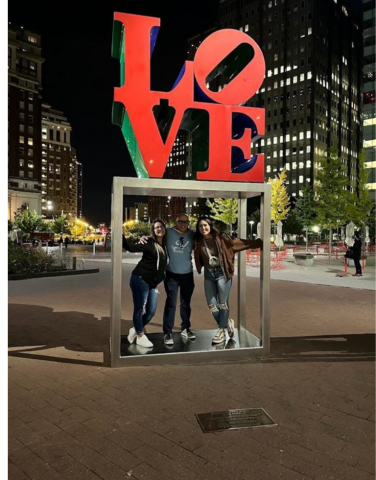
top-left (8, 261), bottom-right (375, 479)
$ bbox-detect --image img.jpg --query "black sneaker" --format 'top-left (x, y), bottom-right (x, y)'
top-left (181, 328), bottom-right (196, 340)
top-left (164, 334), bottom-right (174, 346)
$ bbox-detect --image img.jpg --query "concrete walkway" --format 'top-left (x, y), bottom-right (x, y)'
top-left (8, 258), bottom-right (375, 480)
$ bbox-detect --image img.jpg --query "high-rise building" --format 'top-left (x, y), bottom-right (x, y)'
top-left (41, 104), bottom-right (80, 218)
top-left (362, 0), bottom-right (376, 199)
top-left (200, 0), bottom-right (364, 198)
top-left (75, 155), bottom-right (83, 218)
top-left (124, 203), bottom-right (149, 222)
top-left (148, 131), bottom-right (188, 222)
top-left (8, 24), bottom-right (44, 220)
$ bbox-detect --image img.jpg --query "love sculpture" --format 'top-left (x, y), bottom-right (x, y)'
top-left (109, 12), bottom-right (271, 368)
top-left (112, 12), bottom-right (266, 182)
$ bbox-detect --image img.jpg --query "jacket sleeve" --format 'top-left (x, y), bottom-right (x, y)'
top-left (122, 236), bottom-right (151, 253)
top-left (230, 237), bottom-right (263, 253)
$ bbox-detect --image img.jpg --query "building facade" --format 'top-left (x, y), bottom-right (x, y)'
top-left (363, 0), bottom-right (376, 200)
top-left (208, 0), bottom-right (364, 197)
top-left (41, 104), bottom-right (80, 218)
top-left (8, 24), bottom-right (44, 220)
top-left (124, 203), bottom-right (149, 222)
top-left (148, 131), bottom-right (188, 222)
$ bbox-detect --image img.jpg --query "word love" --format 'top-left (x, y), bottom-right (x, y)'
top-left (112, 12), bottom-right (266, 182)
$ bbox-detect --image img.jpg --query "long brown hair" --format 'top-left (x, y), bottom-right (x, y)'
top-left (151, 218), bottom-right (167, 255)
top-left (194, 216), bottom-right (218, 243)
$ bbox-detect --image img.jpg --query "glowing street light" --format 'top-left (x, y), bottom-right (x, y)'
top-left (249, 220), bottom-right (255, 238)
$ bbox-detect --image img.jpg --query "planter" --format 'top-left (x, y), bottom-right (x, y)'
top-left (8, 268), bottom-right (100, 281)
top-left (293, 252), bottom-right (314, 266)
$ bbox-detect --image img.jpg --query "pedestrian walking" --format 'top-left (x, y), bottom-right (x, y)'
top-left (193, 216), bottom-right (262, 345)
top-left (139, 213), bottom-right (196, 346)
top-left (64, 236), bottom-right (69, 249)
top-left (123, 219), bottom-right (168, 348)
top-left (352, 231), bottom-right (362, 277)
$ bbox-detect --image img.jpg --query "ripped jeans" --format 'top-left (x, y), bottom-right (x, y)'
top-left (129, 274), bottom-right (159, 334)
top-left (204, 268), bottom-right (232, 329)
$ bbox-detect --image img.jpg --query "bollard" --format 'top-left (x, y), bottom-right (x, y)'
top-left (72, 257), bottom-right (77, 270)
top-left (93, 241), bottom-right (96, 256)
top-left (362, 256), bottom-right (365, 272)
top-left (81, 258), bottom-right (85, 270)
top-left (60, 243), bottom-right (63, 255)
top-left (344, 255), bottom-right (347, 274)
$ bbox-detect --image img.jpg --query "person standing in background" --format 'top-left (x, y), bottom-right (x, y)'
top-left (352, 231), bottom-right (362, 277)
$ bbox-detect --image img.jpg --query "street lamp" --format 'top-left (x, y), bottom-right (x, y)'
top-left (249, 220), bottom-right (255, 238)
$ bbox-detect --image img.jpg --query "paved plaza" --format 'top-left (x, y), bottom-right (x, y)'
top-left (8, 254), bottom-right (375, 480)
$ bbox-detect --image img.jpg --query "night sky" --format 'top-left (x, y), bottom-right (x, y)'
top-left (8, 0), bottom-right (219, 224)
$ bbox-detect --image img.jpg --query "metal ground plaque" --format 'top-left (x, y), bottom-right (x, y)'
top-left (195, 408), bottom-right (277, 433)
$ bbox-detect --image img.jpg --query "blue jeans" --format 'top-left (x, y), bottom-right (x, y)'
top-left (163, 271), bottom-right (195, 335)
top-left (129, 274), bottom-right (159, 334)
top-left (204, 268), bottom-right (232, 329)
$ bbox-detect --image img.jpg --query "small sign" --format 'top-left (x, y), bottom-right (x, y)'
top-left (195, 408), bottom-right (277, 433)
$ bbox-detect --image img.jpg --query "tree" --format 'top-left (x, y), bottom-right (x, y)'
top-left (347, 151), bottom-right (374, 238)
top-left (206, 198), bottom-right (238, 233)
top-left (283, 208), bottom-right (304, 235)
top-left (13, 207), bottom-right (45, 235)
top-left (50, 215), bottom-right (71, 235)
top-left (268, 168), bottom-right (290, 236)
top-left (294, 184), bottom-right (316, 251)
top-left (314, 147), bottom-right (350, 263)
top-left (123, 221), bottom-right (152, 246)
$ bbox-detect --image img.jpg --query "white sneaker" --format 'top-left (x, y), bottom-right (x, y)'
top-left (212, 328), bottom-right (226, 344)
top-left (127, 327), bottom-right (137, 344)
top-left (164, 334), bottom-right (174, 346)
top-left (181, 328), bottom-right (196, 340)
top-left (227, 319), bottom-right (235, 338)
top-left (136, 334), bottom-right (153, 348)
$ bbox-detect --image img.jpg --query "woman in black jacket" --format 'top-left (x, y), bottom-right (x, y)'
top-left (352, 232), bottom-right (362, 277)
top-left (123, 219), bottom-right (168, 348)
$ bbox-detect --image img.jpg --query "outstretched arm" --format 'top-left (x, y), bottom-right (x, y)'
top-left (231, 237), bottom-right (263, 253)
top-left (122, 236), bottom-right (150, 252)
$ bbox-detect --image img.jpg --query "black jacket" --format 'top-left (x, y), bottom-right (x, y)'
top-left (122, 236), bottom-right (167, 288)
top-left (352, 238), bottom-right (361, 259)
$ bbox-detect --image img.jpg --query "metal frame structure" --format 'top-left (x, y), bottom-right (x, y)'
top-left (110, 177), bottom-right (271, 367)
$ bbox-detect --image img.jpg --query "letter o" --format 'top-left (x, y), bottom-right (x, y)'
top-left (193, 29), bottom-right (266, 106)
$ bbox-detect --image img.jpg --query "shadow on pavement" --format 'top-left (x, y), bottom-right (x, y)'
top-left (268, 334), bottom-right (375, 363)
top-left (8, 304), bottom-right (375, 367)
top-left (8, 304), bottom-right (125, 366)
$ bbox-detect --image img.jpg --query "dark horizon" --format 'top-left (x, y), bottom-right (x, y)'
top-left (8, 1), bottom-right (219, 225)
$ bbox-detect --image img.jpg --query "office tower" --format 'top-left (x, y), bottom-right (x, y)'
top-left (214, 0), bottom-right (364, 197)
top-left (8, 24), bottom-right (44, 220)
top-left (76, 156), bottom-right (83, 218)
top-left (148, 131), bottom-right (188, 222)
top-left (41, 104), bottom-right (80, 218)
top-left (363, 0), bottom-right (376, 199)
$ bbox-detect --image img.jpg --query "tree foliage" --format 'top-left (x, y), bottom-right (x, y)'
top-left (206, 198), bottom-right (238, 232)
top-left (50, 215), bottom-right (71, 235)
top-left (283, 209), bottom-right (304, 235)
top-left (346, 151), bottom-right (374, 229)
top-left (268, 168), bottom-right (290, 225)
top-left (295, 184), bottom-right (316, 230)
top-left (13, 207), bottom-right (46, 234)
top-left (123, 221), bottom-right (152, 246)
top-left (314, 148), bottom-right (350, 229)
